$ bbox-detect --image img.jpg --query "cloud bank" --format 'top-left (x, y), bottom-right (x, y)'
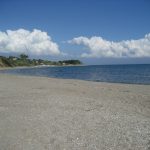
top-left (68, 33), bottom-right (150, 58)
top-left (0, 29), bottom-right (60, 56)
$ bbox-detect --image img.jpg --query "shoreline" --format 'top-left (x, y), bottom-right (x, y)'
top-left (0, 72), bottom-right (146, 85)
top-left (0, 64), bottom-right (85, 70)
top-left (0, 68), bottom-right (150, 85)
top-left (1, 72), bottom-right (150, 86)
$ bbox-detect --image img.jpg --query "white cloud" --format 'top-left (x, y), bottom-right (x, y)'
top-left (0, 29), bottom-right (61, 56)
top-left (68, 33), bottom-right (150, 58)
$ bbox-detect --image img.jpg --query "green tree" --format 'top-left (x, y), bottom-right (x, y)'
top-left (20, 54), bottom-right (28, 60)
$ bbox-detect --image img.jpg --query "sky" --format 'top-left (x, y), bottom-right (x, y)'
top-left (0, 0), bottom-right (150, 64)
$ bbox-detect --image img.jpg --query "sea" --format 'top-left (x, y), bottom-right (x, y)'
top-left (0, 64), bottom-right (150, 85)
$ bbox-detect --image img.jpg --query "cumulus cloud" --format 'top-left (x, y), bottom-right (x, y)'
top-left (68, 33), bottom-right (150, 58)
top-left (0, 29), bottom-right (60, 56)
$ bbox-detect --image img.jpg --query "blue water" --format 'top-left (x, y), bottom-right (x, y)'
top-left (0, 64), bottom-right (150, 85)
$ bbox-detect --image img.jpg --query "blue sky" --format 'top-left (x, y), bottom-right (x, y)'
top-left (0, 0), bottom-right (150, 64)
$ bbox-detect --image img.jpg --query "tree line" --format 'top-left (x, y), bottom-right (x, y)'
top-left (0, 54), bottom-right (82, 67)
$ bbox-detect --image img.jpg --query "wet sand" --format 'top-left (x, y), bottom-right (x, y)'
top-left (0, 74), bottom-right (150, 150)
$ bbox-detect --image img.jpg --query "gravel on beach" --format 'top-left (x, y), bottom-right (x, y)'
top-left (0, 74), bottom-right (150, 150)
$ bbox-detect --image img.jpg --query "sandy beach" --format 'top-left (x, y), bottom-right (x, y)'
top-left (0, 74), bottom-right (150, 150)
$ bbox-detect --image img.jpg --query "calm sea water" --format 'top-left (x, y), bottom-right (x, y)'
top-left (0, 64), bottom-right (150, 85)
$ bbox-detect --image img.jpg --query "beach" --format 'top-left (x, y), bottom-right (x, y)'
top-left (0, 74), bottom-right (150, 150)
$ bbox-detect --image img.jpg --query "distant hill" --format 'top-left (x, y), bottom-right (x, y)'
top-left (0, 54), bottom-right (82, 68)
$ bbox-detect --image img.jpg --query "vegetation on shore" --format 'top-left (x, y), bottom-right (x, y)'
top-left (0, 54), bottom-right (82, 67)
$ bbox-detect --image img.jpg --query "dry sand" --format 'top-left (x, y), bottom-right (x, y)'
top-left (0, 74), bottom-right (150, 150)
